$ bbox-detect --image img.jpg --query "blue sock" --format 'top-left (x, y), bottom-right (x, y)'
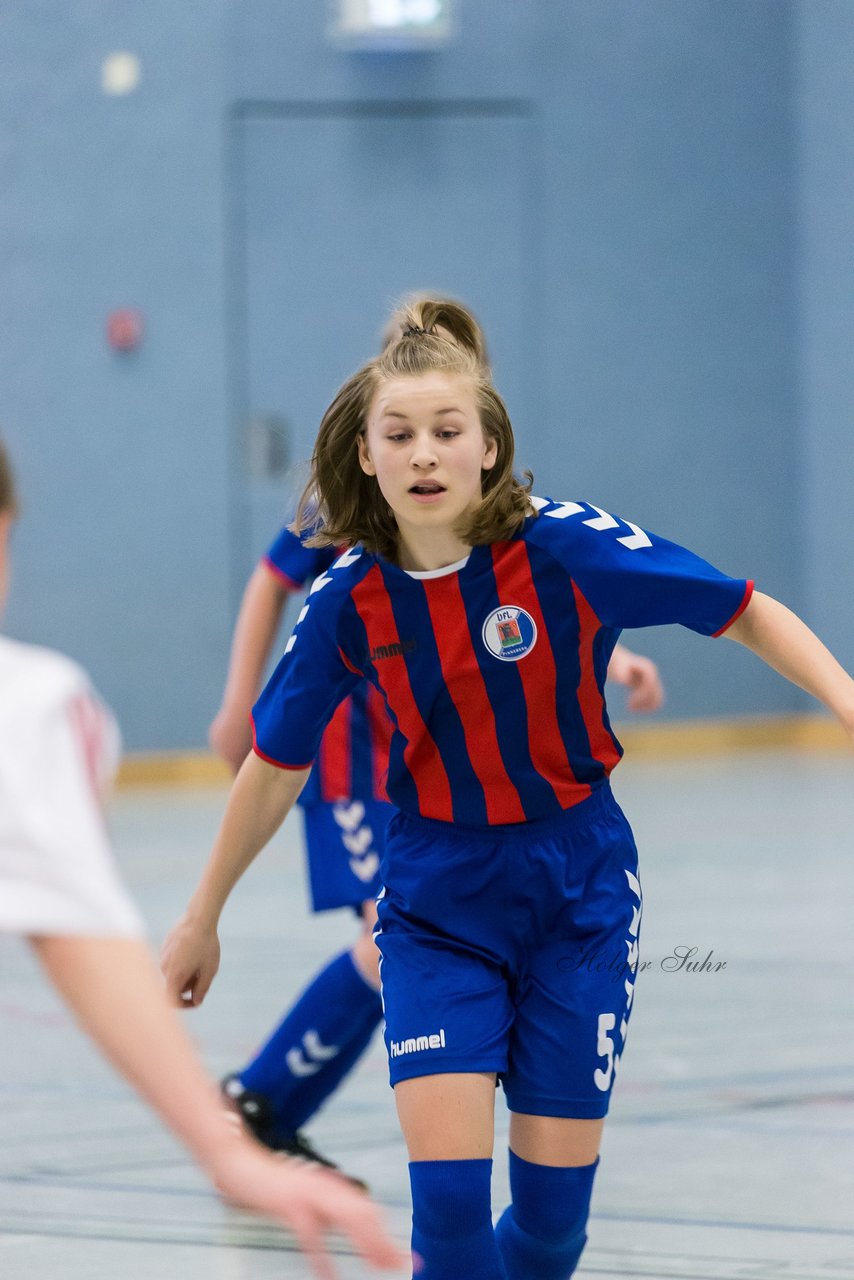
top-left (409, 1158), bottom-right (507, 1280)
top-left (277, 1000), bottom-right (380, 1131)
top-left (495, 1150), bottom-right (598, 1280)
top-left (240, 950), bottom-right (383, 1139)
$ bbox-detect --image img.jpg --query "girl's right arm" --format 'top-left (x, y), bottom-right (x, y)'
top-left (160, 752), bottom-right (309, 1007)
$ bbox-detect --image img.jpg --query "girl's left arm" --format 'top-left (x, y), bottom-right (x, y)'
top-left (724, 590), bottom-right (854, 741)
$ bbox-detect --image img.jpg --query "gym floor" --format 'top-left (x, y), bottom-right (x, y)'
top-left (1, 747), bottom-right (853, 1279)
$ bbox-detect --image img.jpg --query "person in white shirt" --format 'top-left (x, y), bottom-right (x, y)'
top-left (0, 439), bottom-right (402, 1279)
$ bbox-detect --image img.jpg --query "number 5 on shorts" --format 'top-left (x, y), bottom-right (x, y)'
top-left (593, 1012), bottom-right (617, 1091)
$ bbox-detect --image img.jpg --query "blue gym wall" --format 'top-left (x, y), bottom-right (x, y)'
top-left (1, 1), bottom-right (851, 749)
top-left (0, 1), bottom-right (231, 749)
top-left (793, 1), bottom-right (854, 671)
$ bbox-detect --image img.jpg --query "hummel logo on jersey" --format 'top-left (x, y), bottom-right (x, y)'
top-left (389, 1028), bottom-right (446, 1058)
top-left (370, 638), bottom-right (416, 662)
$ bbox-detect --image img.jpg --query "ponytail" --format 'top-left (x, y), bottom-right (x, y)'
top-left (381, 294), bottom-right (491, 370)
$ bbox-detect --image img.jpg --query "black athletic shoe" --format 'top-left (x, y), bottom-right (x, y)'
top-left (220, 1073), bottom-right (368, 1191)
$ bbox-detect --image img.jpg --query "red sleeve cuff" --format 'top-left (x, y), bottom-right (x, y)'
top-left (250, 716), bottom-right (312, 771)
top-left (712, 579), bottom-right (755, 638)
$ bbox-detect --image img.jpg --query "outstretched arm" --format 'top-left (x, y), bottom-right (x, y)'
top-left (724, 590), bottom-right (854, 739)
top-left (607, 642), bottom-right (665, 713)
top-left (209, 563), bottom-right (291, 772)
top-left (33, 933), bottom-right (402, 1276)
top-left (161, 753), bottom-right (309, 1006)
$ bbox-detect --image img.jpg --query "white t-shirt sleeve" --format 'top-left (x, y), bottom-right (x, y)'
top-left (0, 644), bottom-right (144, 938)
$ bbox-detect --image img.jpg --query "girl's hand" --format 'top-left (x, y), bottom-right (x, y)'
top-left (160, 914), bottom-right (221, 1008)
top-left (607, 647), bottom-right (665, 714)
top-left (209, 703), bottom-right (253, 774)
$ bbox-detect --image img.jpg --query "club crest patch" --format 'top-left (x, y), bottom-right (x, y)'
top-left (482, 606), bottom-right (537, 661)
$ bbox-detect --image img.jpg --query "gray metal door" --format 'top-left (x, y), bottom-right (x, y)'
top-left (231, 104), bottom-right (538, 587)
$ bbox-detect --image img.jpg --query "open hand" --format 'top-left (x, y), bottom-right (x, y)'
top-left (211, 1138), bottom-right (407, 1278)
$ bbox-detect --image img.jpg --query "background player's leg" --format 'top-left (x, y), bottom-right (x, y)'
top-left (247, 904), bottom-right (383, 1132)
top-left (226, 804), bottom-right (386, 1170)
top-left (351, 899), bottom-right (382, 983)
top-left (395, 1072), bottom-right (506, 1280)
top-left (229, 917), bottom-right (382, 1153)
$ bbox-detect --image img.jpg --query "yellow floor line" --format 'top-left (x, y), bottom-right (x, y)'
top-left (116, 714), bottom-right (850, 788)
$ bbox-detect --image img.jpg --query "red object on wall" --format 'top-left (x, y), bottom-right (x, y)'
top-left (106, 308), bottom-right (144, 351)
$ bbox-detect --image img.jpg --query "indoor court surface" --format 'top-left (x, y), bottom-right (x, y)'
top-left (1, 747), bottom-right (852, 1280)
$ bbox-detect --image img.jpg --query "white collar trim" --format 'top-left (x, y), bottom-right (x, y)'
top-left (403, 554), bottom-right (471, 580)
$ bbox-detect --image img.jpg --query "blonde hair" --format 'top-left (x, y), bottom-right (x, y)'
top-left (0, 441), bottom-right (18, 518)
top-left (380, 294), bottom-right (491, 369)
top-left (296, 297), bottom-right (532, 560)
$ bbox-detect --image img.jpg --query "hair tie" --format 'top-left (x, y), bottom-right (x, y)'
top-left (403, 324), bottom-right (431, 337)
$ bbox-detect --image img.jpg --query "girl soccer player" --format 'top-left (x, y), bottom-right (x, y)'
top-left (162, 298), bottom-right (854, 1280)
top-left (210, 300), bottom-right (663, 1179)
top-left (0, 440), bottom-right (402, 1278)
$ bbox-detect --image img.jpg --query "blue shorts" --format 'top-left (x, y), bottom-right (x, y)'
top-left (301, 799), bottom-right (390, 913)
top-left (374, 786), bottom-right (642, 1119)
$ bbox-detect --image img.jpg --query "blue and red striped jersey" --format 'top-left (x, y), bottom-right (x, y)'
top-left (264, 526), bottom-right (390, 806)
top-left (253, 500), bottom-right (753, 826)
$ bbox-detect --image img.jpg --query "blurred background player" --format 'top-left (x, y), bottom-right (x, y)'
top-left (208, 298), bottom-right (664, 1180)
top-left (0, 439), bottom-right (403, 1279)
top-left (212, 523), bottom-right (391, 1185)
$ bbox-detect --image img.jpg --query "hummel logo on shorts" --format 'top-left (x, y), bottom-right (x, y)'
top-left (389, 1028), bottom-right (446, 1058)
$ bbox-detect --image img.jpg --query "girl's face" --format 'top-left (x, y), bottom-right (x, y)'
top-left (359, 372), bottom-right (497, 545)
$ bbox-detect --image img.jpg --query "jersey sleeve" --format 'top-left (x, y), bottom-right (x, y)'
top-left (538, 501), bottom-right (753, 636)
top-left (0, 677), bottom-right (145, 938)
top-left (263, 525), bottom-right (337, 592)
top-left (251, 574), bottom-right (361, 770)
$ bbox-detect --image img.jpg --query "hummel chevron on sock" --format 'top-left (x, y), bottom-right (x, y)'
top-left (240, 949), bottom-right (382, 1140)
top-left (495, 1150), bottom-right (598, 1279)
